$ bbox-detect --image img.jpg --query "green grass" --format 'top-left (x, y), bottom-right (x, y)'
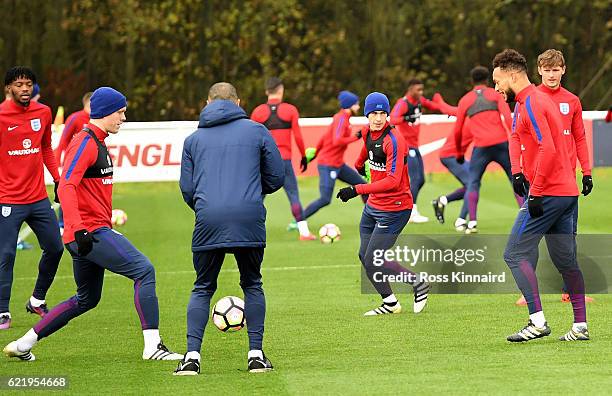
top-left (1, 168), bottom-right (611, 395)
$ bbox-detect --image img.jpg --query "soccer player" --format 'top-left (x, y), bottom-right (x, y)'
top-left (389, 79), bottom-right (449, 223)
top-left (336, 92), bottom-right (429, 316)
top-left (251, 77), bottom-right (314, 240)
top-left (176, 83), bottom-right (284, 375)
top-left (3, 87), bottom-right (182, 360)
top-left (452, 66), bottom-right (522, 234)
top-left (493, 49), bottom-right (589, 342)
top-left (0, 66), bottom-right (63, 329)
top-left (302, 91), bottom-right (366, 219)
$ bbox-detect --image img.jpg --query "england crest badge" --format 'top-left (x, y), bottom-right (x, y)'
top-left (2, 206), bottom-right (11, 217)
top-left (559, 103), bottom-right (570, 115)
top-left (30, 118), bottom-right (42, 131)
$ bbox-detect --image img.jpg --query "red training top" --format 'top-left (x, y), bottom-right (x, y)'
top-left (58, 123), bottom-right (113, 243)
top-left (55, 109), bottom-right (90, 166)
top-left (537, 84), bottom-right (591, 175)
top-left (509, 84), bottom-right (578, 197)
top-left (354, 122), bottom-right (412, 211)
top-left (390, 93), bottom-right (446, 149)
top-left (453, 86), bottom-right (511, 154)
top-left (0, 99), bottom-right (60, 204)
top-left (440, 118), bottom-right (473, 158)
top-left (251, 99), bottom-right (305, 160)
top-left (315, 110), bottom-right (359, 167)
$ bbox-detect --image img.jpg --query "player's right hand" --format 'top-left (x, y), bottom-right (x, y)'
top-left (357, 165), bottom-right (366, 176)
top-left (581, 175), bottom-right (593, 196)
top-left (74, 229), bottom-right (98, 256)
top-left (512, 173), bottom-right (528, 197)
top-left (527, 196), bottom-right (544, 218)
top-left (53, 181), bottom-right (60, 204)
top-left (456, 154), bottom-right (465, 164)
top-left (300, 157), bottom-right (309, 173)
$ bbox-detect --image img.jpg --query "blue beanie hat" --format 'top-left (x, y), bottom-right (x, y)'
top-left (338, 90), bottom-right (359, 109)
top-left (90, 87), bottom-right (127, 119)
top-left (364, 92), bottom-right (390, 116)
top-left (32, 84), bottom-right (40, 98)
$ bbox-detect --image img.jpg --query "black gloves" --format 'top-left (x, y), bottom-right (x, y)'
top-left (357, 166), bottom-right (366, 177)
top-left (581, 175), bottom-right (593, 196)
top-left (53, 181), bottom-right (60, 204)
top-left (300, 157), bottom-right (308, 173)
top-left (336, 186), bottom-right (358, 202)
top-left (74, 229), bottom-right (97, 256)
top-left (512, 173), bottom-right (529, 197)
top-left (527, 196), bottom-right (544, 218)
top-left (355, 129), bottom-right (362, 139)
top-left (456, 155), bottom-right (465, 165)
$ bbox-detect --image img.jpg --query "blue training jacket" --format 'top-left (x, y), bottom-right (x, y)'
top-left (180, 100), bottom-right (284, 251)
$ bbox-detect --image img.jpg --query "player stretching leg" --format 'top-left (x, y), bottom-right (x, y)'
top-left (493, 50), bottom-right (588, 342)
top-left (337, 92), bottom-right (429, 316)
top-left (0, 67), bottom-right (63, 328)
top-left (4, 87), bottom-right (182, 361)
top-left (251, 77), bottom-right (314, 240)
top-left (303, 91), bottom-right (366, 219)
top-left (453, 67), bottom-right (524, 234)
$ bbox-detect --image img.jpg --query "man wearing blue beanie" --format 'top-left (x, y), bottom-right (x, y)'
top-left (336, 91), bottom-right (430, 316)
top-left (302, 90), bottom-right (366, 219)
top-left (5, 86), bottom-right (183, 362)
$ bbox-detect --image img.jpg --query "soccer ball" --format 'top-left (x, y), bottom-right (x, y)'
top-left (212, 296), bottom-right (245, 332)
top-left (318, 223), bottom-right (341, 244)
top-left (111, 209), bottom-right (128, 226)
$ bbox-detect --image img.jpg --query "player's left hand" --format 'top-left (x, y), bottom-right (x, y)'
top-left (581, 175), bottom-right (593, 196)
top-left (527, 196), bottom-right (544, 218)
top-left (337, 186), bottom-right (358, 202)
top-left (300, 156), bottom-right (308, 173)
top-left (53, 181), bottom-right (60, 204)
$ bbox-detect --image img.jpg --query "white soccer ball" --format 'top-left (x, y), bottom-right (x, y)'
top-left (318, 223), bottom-right (341, 244)
top-left (111, 209), bottom-right (128, 226)
top-left (212, 296), bottom-right (245, 332)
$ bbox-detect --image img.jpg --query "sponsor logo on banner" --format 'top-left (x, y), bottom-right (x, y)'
top-left (559, 103), bottom-right (570, 115)
top-left (30, 118), bottom-right (41, 131)
top-left (2, 206), bottom-right (11, 217)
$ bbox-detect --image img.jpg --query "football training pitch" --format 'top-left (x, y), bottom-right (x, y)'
top-left (2, 169), bottom-right (611, 394)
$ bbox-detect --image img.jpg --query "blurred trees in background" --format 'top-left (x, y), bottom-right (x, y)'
top-left (1, 0), bottom-right (610, 120)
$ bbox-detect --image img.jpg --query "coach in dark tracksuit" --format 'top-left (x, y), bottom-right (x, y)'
top-left (177, 82), bottom-right (284, 375)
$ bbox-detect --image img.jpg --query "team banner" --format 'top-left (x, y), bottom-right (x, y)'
top-left (45, 113), bottom-right (603, 184)
top-left (359, 234), bottom-right (612, 294)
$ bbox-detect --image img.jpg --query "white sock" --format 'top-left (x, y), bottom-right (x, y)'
top-left (297, 220), bottom-right (310, 236)
top-left (440, 196), bottom-right (448, 206)
top-left (185, 351), bottom-right (201, 361)
top-left (412, 204), bottom-right (419, 215)
top-left (467, 220), bottom-right (477, 229)
top-left (29, 296), bottom-right (45, 307)
top-left (142, 329), bottom-right (161, 353)
top-left (383, 294), bottom-right (398, 305)
top-left (17, 328), bottom-right (39, 351)
top-left (572, 322), bottom-right (587, 332)
top-left (454, 218), bottom-right (467, 227)
top-left (248, 349), bottom-right (263, 359)
top-left (529, 311), bottom-right (546, 328)
top-left (0, 312), bottom-right (10, 318)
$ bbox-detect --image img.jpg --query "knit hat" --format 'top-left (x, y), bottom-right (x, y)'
top-left (32, 83), bottom-right (40, 98)
top-left (90, 87), bottom-right (127, 119)
top-left (338, 90), bottom-right (359, 109)
top-left (364, 92), bottom-right (390, 116)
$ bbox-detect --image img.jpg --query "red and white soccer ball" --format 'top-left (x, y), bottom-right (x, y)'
top-left (318, 223), bottom-right (341, 244)
top-left (111, 209), bottom-right (128, 226)
top-left (212, 296), bottom-right (245, 332)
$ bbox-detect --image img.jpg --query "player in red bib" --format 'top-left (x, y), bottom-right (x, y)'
top-left (336, 92), bottom-right (429, 316)
top-left (4, 87), bottom-right (181, 361)
top-left (251, 77), bottom-right (314, 240)
top-left (0, 67), bottom-right (63, 329)
top-left (302, 91), bottom-right (366, 219)
top-left (389, 79), bottom-right (449, 223)
top-left (493, 49), bottom-right (588, 342)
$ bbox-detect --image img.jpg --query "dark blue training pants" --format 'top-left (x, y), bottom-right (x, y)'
top-left (280, 160), bottom-right (304, 222)
top-left (303, 164), bottom-right (366, 219)
top-left (440, 156), bottom-right (470, 220)
top-left (34, 227), bottom-right (159, 338)
top-left (359, 204), bottom-right (412, 297)
top-left (407, 148), bottom-right (425, 204)
top-left (504, 196), bottom-right (586, 322)
top-left (0, 198), bottom-right (63, 312)
top-left (187, 247), bottom-right (265, 352)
